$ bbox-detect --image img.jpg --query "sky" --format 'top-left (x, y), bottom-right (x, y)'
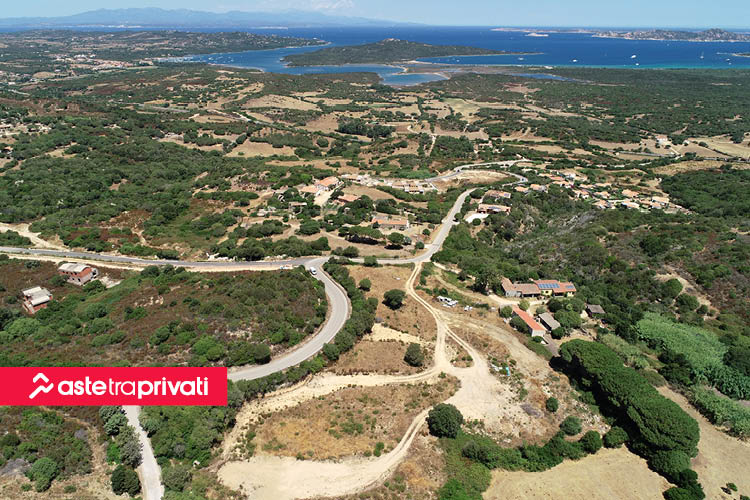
top-left (3, 0), bottom-right (749, 28)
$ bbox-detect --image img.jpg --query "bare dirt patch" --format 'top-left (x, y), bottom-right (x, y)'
top-left (244, 95), bottom-right (319, 111)
top-left (249, 380), bottom-right (458, 461)
top-left (330, 339), bottom-right (430, 375)
top-left (348, 265), bottom-right (437, 341)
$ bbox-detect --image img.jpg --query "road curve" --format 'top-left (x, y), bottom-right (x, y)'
top-left (0, 169), bottom-right (516, 500)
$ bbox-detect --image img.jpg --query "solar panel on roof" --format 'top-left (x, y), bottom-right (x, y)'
top-left (538, 283), bottom-right (559, 289)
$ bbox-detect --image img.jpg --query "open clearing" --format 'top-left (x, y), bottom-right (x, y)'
top-left (660, 387), bottom-right (750, 498)
top-left (485, 447), bottom-right (670, 500)
top-left (249, 379), bottom-right (458, 460)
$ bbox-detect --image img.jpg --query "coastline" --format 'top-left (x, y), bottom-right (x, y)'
top-left (592, 34), bottom-right (750, 43)
top-left (283, 51), bottom-right (539, 68)
top-left (159, 40), bottom-right (331, 64)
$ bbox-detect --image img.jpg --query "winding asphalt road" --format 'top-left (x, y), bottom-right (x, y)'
top-left (0, 162), bottom-right (526, 500)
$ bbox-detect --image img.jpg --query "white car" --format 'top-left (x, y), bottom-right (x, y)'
top-left (309, 268), bottom-right (317, 276)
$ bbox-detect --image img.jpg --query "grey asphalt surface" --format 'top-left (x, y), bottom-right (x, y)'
top-left (0, 169), bottom-right (522, 500)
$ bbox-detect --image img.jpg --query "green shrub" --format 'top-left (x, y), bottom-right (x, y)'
top-left (579, 430), bottom-right (603, 453)
top-left (603, 426), bottom-right (629, 448)
top-left (404, 343), bottom-right (424, 367)
top-left (545, 397), bottom-right (559, 413)
top-left (689, 387), bottom-right (750, 438)
top-left (383, 289), bottom-right (406, 310)
top-left (162, 464), bottom-right (192, 492)
top-left (110, 465), bottom-right (140, 496)
top-left (363, 256), bottom-right (378, 267)
top-left (27, 457), bottom-right (58, 492)
top-left (560, 416), bottom-right (582, 436)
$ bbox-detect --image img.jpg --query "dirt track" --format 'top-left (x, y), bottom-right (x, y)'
top-left (218, 257), bottom-right (521, 499)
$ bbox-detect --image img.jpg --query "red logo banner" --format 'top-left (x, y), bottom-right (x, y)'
top-left (0, 367), bottom-right (227, 406)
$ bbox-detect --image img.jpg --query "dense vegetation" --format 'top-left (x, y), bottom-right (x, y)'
top-left (0, 259), bottom-right (325, 367)
top-left (283, 39), bottom-right (516, 66)
top-left (0, 407), bottom-right (92, 491)
top-left (560, 340), bottom-right (704, 499)
top-left (638, 313), bottom-right (750, 400)
top-left (434, 404), bottom-right (609, 500)
top-left (662, 168), bottom-right (750, 220)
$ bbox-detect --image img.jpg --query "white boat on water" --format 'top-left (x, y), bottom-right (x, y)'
top-left (631, 54), bottom-right (637, 59)
top-left (526, 32), bottom-right (549, 37)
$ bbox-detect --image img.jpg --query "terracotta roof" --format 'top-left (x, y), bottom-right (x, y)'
top-left (373, 218), bottom-right (408, 226)
top-left (337, 194), bottom-right (360, 203)
top-left (317, 176), bottom-right (339, 187)
top-left (512, 306), bottom-right (545, 332)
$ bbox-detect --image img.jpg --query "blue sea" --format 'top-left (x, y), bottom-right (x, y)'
top-left (184, 26), bottom-right (750, 85)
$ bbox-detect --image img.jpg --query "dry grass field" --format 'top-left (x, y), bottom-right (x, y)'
top-left (250, 379), bottom-right (458, 460)
top-left (486, 447), bottom-right (670, 500)
top-left (348, 265), bottom-right (437, 341)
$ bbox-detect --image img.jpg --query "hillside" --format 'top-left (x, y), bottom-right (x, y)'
top-left (596, 28), bottom-right (750, 42)
top-left (283, 38), bottom-right (522, 66)
top-left (0, 8), bottom-right (407, 28)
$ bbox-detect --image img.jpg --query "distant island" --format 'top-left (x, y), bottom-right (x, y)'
top-left (735, 52), bottom-right (750, 57)
top-left (595, 28), bottom-right (750, 42)
top-left (283, 39), bottom-right (530, 66)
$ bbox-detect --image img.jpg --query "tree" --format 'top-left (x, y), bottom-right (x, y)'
top-left (560, 416), bottom-right (582, 436)
top-left (6, 317), bottom-right (40, 339)
top-left (604, 426), bottom-right (628, 448)
top-left (662, 278), bottom-right (683, 301)
top-left (387, 232), bottom-right (406, 248)
top-left (251, 343), bottom-right (272, 364)
top-left (111, 465), bottom-right (141, 496)
top-left (383, 289), bottom-right (406, 310)
top-left (99, 406), bottom-right (122, 423)
top-left (676, 294), bottom-right (700, 313)
top-left (404, 343), bottom-right (425, 367)
top-left (554, 310), bottom-right (582, 330)
top-left (510, 316), bottom-right (529, 333)
top-left (545, 397), bottom-right (559, 413)
top-left (648, 450), bottom-right (691, 483)
top-left (117, 426), bottom-right (143, 468)
top-left (323, 342), bottom-right (340, 361)
top-left (341, 246), bottom-right (359, 258)
top-left (499, 306), bottom-right (513, 318)
top-left (579, 430), bottom-right (603, 453)
top-left (104, 412), bottom-right (128, 436)
top-left (28, 457), bottom-right (58, 492)
top-left (363, 256), bottom-right (378, 267)
top-left (162, 464), bottom-right (192, 492)
top-left (359, 278), bottom-right (372, 291)
top-left (298, 220), bottom-right (321, 236)
top-left (519, 299), bottom-right (530, 311)
top-left (427, 404), bottom-right (463, 438)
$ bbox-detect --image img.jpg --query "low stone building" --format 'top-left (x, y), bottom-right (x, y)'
top-left (58, 263), bottom-right (98, 286)
top-left (22, 286), bottom-right (53, 314)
